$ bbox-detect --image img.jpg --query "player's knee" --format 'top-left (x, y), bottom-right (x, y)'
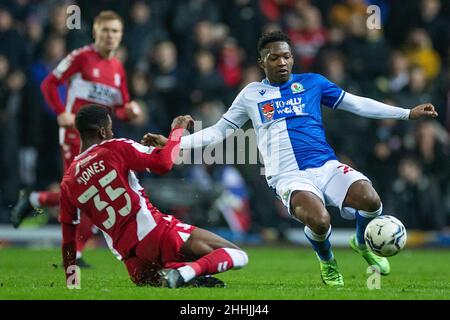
top-left (362, 192), bottom-right (382, 213)
top-left (223, 248), bottom-right (248, 269)
top-left (311, 213), bottom-right (330, 235)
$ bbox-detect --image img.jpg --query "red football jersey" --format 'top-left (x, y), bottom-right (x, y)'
top-left (60, 134), bottom-right (182, 261)
top-left (44, 44), bottom-right (130, 117)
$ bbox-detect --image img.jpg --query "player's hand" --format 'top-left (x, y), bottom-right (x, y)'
top-left (124, 101), bottom-right (142, 120)
top-left (57, 112), bottom-right (75, 128)
top-left (171, 115), bottom-right (194, 130)
top-left (409, 103), bottom-right (438, 120)
top-left (141, 133), bottom-right (168, 147)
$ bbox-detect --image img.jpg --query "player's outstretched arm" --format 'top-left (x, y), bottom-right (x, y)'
top-left (180, 117), bottom-right (238, 149)
top-left (133, 115), bottom-right (193, 175)
top-left (141, 133), bottom-right (168, 147)
top-left (408, 103), bottom-right (438, 120)
top-left (338, 93), bottom-right (409, 119)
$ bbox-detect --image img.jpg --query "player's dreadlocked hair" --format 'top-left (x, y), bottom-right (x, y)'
top-left (257, 31), bottom-right (292, 57)
top-left (76, 105), bottom-right (110, 140)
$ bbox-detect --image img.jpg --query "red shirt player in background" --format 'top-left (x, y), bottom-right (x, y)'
top-left (11, 11), bottom-right (142, 267)
top-left (62, 105), bottom-right (248, 288)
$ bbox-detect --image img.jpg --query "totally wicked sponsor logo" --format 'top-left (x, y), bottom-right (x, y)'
top-left (258, 96), bottom-right (308, 122)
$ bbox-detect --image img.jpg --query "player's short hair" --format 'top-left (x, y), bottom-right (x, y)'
top-left (257, 31), bottom-right (292, 57)
top-left (76, 105), bottom-right (110, 140)
top-left (93, 10), bottom-right (123, 30)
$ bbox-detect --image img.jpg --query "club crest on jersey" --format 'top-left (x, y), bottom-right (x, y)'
top-left (260, 101), bottom-right (275, 121)
top-left (291, 82), bottom-right (304, 94)
top-left (92, 68), bottom-right (100, 78)
top-left (114, 73), bottom-right (121, 86)
top-left (259, 89), bottom-right (266, 96)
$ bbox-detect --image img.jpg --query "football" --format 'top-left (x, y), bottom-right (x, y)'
top-left (364, 215), bottom-right (407, 257)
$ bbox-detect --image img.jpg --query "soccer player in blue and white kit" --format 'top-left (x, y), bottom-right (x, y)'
top-left (178, 32), bottom-right (438, 286)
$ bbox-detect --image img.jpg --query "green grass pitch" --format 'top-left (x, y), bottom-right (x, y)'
top-left (1, 247), bottom-right (449, 300)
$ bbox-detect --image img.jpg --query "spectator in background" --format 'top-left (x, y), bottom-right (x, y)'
top-left (42, 3), bottom-right (89, 52)
top-left (259, 0), bottom-right (294, 23)
top-left (0, 55), bottom-right (12, 221)
top-left (182, 20), bottom-right (224, 65)
top-left (403, 28), bottom-right (441, 81)
top-left (342, 14), bottom-right (388, 85)
top-left (375, 50), bottom-right (410, 96)
top-left (329, 0), bottom-right (367, 28)
top-left (412, 121), bottom-right (450, 190)
top-left (171, 0), bottom-right (221, 55)
top-left (217, 37), bottom-right (244, 92)
top-left (386, 156), bottom-right (446, 230)
top-left (366, 115), bottom-right (406, 198)
top-left (128, 71), bottom-right (169, 134)
top-left (417, 0), bottom-right (450, 59)
top-left (29, 35), bottom-right (67, 188)
top-left (287, 4), bottom-right (327, 72)
top-left (319, 51), bottom-right (367, 166)
top-left (0, 64), bottom-right (33, 216)
top-left (395, 64), bottom-right (433, 108)
top-left (222, 0), bottom-right (265, 62)
top-left (0, 6), bottom-right (29, 70)
top-left (189, 50), bottom-right (227, 106)
top-left (124, 0), bottom-right (168, 70)
top-left (24, 15), bottom-right (44, 61)
top-left (149, 40), bottom-right (188, 122)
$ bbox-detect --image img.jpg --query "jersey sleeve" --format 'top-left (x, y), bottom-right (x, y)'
top-left (114, 63), bottom-right (132, 121)
top-left (41, 48), bottom-right (85, 115)
top-left (221, 86), bottom-right (250, 129)
top-left (52, 48), bottom-right (84, 83)
top-left (317, 74), bottom-right (346, 109)
top-left (114, 128), bottom-right (184, 174)
top-left (59, 182), bottom-right (80, 225)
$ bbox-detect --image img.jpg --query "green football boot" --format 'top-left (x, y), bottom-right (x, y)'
top-left (349, 235), bottom-right (391, 275)
top-left (317, 255), bottom-right (344, 287)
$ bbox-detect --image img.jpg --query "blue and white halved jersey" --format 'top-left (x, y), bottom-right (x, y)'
top-left (221, 73), bottom-right (345, 176)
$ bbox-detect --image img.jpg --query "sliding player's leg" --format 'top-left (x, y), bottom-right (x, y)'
top-left (11, 131), bottom-right (77, 228)
top-left (11, 189), bottom-right (60, 228)
top-left (158, 226), bottom-right (248, 288)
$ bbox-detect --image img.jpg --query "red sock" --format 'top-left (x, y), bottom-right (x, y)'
top-left (183, 248), bottom-right (238, 277)
top-left (75, 213), bottom-right (94, 254)
top-left (37, 191), bottom-right (60, 207)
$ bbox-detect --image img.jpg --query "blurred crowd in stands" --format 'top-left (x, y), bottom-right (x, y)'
top-left (0, 0), bottom-right (449, 239)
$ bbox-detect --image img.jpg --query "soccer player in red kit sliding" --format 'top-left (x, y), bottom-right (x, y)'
top-left (61, 105), bottom-right (248, 288)
top-left (11, 11), bottom-right (142, 266)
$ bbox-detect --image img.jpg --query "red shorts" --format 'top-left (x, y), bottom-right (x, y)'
top-left (133, 214), bottom-right (196, 268)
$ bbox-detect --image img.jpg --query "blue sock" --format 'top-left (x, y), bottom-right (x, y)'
top-left (356, 211), bottom-right (372, 246)
top-left (304, 226), bottom-right (334, 261)
top-left (355, 204), bottom-right (383, 246)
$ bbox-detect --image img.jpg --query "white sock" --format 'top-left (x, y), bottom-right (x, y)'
top-left (29, 192), bottom-right (40, 208)
top-left (76, 251), bottom-right (82, 259)
top-left (223, 248), bottom-right (249, 269)
top-left (177, 265), bottom-right (196, 283)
